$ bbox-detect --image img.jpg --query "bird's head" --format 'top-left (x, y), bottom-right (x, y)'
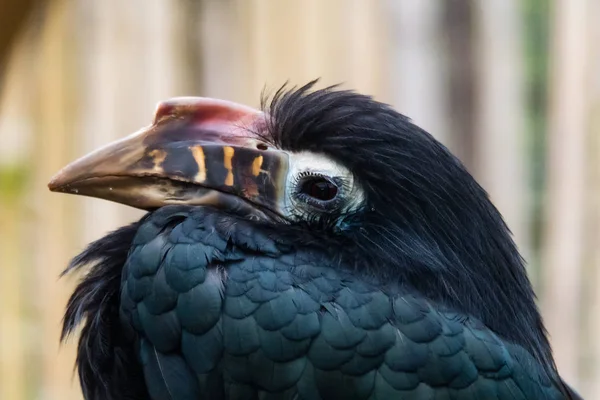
top-left (49, 81), bottom-right (553, 370)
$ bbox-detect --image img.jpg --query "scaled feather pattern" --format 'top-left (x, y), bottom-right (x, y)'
top-left (61, 82), bottom-right (581, 400)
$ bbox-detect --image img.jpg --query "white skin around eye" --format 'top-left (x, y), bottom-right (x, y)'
top-left (282, 151), bottom-right (365, 219)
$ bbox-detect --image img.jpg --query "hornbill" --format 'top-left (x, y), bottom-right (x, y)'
top-left (49, 82), bottom-right (581, 399)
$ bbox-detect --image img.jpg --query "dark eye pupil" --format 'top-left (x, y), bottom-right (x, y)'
top-left (300, 177), bottom-right (338, 201)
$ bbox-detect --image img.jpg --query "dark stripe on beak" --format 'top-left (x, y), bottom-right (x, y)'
top-left (48, 97), bottom-right (290, 216)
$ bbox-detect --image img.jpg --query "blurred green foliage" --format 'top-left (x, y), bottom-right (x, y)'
top-left (0, 164), bottom-right (28, 202)
top-left (524, 0), bottom-right (550, 283)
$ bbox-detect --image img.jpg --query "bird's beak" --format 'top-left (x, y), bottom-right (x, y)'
top-left (48, 97), bottom-right (290, 216)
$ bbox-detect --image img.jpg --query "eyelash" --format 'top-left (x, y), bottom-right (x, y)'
top-left (291, 171), bottom-right (314, 192)
top-left (293, 171), bottom-right (348, 210)
top-left (293, 171), bottom-right (351, 191)
top-left (295, 170), bottom-right (319, 180)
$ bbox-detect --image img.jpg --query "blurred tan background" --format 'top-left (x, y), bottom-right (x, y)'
top-left (0, 0), bottom-right (598, 399)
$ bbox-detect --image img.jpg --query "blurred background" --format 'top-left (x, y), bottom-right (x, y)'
top-left (0, 0), bottom-right (598, 399)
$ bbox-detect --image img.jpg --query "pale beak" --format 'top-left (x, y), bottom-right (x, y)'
top-left (48, 97), bottom-right (290, 216)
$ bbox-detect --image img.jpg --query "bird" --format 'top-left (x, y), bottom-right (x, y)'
top-left (49, 81), bottom-right (582, 400)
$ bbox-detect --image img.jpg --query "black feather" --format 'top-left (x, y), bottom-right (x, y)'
top-left (61, 221), bottom-right (149, 400)
top-left (59, 81), bottom-right (583, 399)
top-left (259, 81), bottom-right (576, 397)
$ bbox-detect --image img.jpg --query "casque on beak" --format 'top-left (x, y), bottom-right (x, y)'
top-left (48, 97), bottom-right (290, 216)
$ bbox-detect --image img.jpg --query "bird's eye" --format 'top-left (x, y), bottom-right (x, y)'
top-left (299, 176), bottom-right (338, 202)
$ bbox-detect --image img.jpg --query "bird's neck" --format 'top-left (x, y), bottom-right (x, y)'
top-left (356, 210), bottom-right (556, 375)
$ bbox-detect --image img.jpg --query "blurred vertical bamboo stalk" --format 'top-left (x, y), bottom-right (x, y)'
top-left (583, 0), bottom-right (600, 397)
top-left (0, 152), bottom-right (25, 389)
top-left (74, 0), bottom-right (184, 247)
top-left (542, 0), bottom-right (589, 388)
top-left (0, 19), bottom-right (34, 400)
top-left (229, 0), bottom-right (386, 104)
top-left (384, 0), bottom-right (450, 147)
top-left (75, 0), bottom-right (133, 245)
top-left (442, 0), bottom-right (475, 167)
top-left (197, 0), bottom-right (252, 102)
top-left (0, 202), bottom-right (24, 400)
top-left (473, 0), bottom-right (530, 267)
top-left (32, 0), bottom-right (80, 398)
top-left (346, 0), bottom-right (386, 99)
top-left (586, 87), bottom-right (600, 398)
top-left (0, 0), bottom-right (36, 76)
